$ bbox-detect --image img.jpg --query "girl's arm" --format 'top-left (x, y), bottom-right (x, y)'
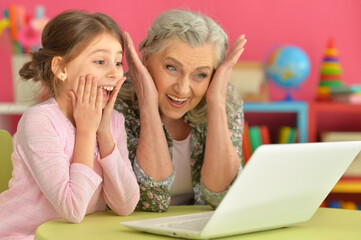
top-left (18, 75), bottom-right (105, 223)
top-left (95, 74), bottom-right (139, 215)
top-left (97, 77), bottom-right (125, 158)
top-left (17, 109), bottom-right (102, 224)
top-left (201, 35), bottom-right (247, 194)
top-left (70, 75), bottom-right (103, 169)
top-left (99, 112), bottom-right (139, 216)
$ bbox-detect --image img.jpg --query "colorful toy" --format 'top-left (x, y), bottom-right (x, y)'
top-left (327, 200), bottom-right (342, 209)
top-left (316, 38), bottom-right (345, 101)
top-left (1, 5), bottom-right (48, 54)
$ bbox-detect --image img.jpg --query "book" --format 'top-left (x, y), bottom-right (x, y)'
top-left (249, 126), bottom-right (262, 152)
top-left (287, 128), bottom-right (298, 143)
top-left (278, 126), bottom-right (291, 144)
top-left (260, 125), bottom-right (271, 144)
top-left (321, 132), bottom-right (361, 177)
top-left (242, 122), bottom-right (252, 164)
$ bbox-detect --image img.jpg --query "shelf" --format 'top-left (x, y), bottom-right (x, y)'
top-left (0, 103), bottom-right (30, 115)
top-left (332, 177), bottom-right (361, 194)
top-left (243, 101), bottom-right (308, 142)
top-left (308, 102), bottom-right (361, 142)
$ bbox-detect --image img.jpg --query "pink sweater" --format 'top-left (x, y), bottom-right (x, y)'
top-left (0, 98), bottom-right (140, 240)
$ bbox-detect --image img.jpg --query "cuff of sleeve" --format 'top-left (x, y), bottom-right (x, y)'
top-left (134, 157), bottom-right (175, 212)
top-left (98, 146), bottom-right (129, 172)
top-left (200, 178), bottom-right (227, 209)
top-left (133, 157), bottom-right (175, 190)
top-left (201, 166), bottom-right (243, 209)
top-left (70, 163), bottom-right (102, 188)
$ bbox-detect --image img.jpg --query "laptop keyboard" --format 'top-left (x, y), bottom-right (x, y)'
top-left (157, 217), bottom-right (210, 232)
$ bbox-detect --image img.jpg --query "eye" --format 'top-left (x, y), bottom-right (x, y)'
top-left (166, 65), bottom-right (177, 71)
top-left (193, 72), bottom-right (208, 81)
top-left (94, 60), bottom-right (105, 65)
top-left (197, 73), bottom-right (207, 78)
top-left (115, 61), bottom-right (123, 67)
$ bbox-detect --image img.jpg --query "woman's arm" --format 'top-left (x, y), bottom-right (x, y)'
top-left (202, 35), bottom-right (247, 193)
top-left (124, 32), bottom-right (173, 182)
top-left (115, 98), bottom-right (175, 212)
top-left (120, 32), bottom-right (174, 212)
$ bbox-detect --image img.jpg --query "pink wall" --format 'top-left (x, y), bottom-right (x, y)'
top-left (1, 0), bottom-right (360, 102)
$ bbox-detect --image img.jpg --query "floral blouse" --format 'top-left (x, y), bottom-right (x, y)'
top-left (114, 81), bottom-right (244, 212)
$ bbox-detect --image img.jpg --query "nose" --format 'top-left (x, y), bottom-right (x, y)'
top-left (174, 75), bottom-right (190, 95)
top-left (106, 64), bottom-right (123, 81)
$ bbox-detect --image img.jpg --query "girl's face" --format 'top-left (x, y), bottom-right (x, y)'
top-left (63, 32), bottom-right (124, 109)
top-left (145, 39), bottom-right (216, 121)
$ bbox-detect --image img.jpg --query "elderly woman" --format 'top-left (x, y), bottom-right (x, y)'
top-left (115, 9), bottom-right (247, 212)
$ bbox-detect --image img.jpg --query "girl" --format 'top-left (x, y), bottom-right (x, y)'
top-left (0, 10), bottom-right (139, 239)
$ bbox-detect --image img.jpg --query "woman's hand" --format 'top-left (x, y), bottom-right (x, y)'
top-left (206, 35), bottom-right (247, 107)
top-left (124, 32), bottom-right (158, 109)
top-left (70, 75), bottom-right (102, 135)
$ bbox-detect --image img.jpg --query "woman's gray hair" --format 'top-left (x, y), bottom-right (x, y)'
top-left (119, 9), bottom-right (229, 124)
top-left (139, 9), bottom-right (228, 68)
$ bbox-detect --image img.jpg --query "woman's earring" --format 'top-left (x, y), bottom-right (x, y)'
top-left (60, 75), bottom-right (66, 81)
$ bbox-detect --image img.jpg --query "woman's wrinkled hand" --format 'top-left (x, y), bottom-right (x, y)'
top-left (124, 32), bottom-right (158, 108)
top-left (206, 34), bottom-right (247, 107)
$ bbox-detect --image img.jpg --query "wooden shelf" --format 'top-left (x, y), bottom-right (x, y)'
top-left (332, 177), bottom-right (361, 194)
top-left (308, 102), bottom-right (361, 142)
top-left (0, 103), bottom-right (30, 115)
top-left (244, 101), bottom-right (308, 142)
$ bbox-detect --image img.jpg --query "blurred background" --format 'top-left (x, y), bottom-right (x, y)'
top-left (0, 0), bottom-right (360, 102)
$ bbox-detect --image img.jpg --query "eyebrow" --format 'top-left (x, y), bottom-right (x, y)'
top-left (165, 56), bottom-right (212, 71)
top-left (88, 49), bottom-right (123, 56)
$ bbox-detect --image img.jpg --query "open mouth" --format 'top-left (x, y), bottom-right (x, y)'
top-left (99, 86), bottom-right (114, 97)
top-left (167, 94), bottom-right (189, 105)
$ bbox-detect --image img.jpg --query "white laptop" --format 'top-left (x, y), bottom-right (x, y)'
top-left (121, 141), bottom-right (361, 239)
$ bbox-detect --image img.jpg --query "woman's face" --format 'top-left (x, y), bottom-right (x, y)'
top-left (62, 32), bottom-right (124, 109)
top-left (145, 39), bottom-right (216, 120)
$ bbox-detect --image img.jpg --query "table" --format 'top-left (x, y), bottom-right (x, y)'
top-left (243, 101), bottom-right (308, 142)
top-left (35, 205), bottom-right (361, 240)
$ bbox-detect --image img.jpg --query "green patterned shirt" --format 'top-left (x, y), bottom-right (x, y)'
top-left (114, 82), bottom-right (244, 212)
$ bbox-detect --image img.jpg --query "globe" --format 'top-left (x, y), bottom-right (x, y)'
top-left (265, 45), bottom-right (311, 100)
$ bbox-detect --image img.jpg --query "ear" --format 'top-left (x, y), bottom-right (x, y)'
top-left (51, 56), bottom-right (67, 81)
top-left (143, 54), bottom-right (150, 68)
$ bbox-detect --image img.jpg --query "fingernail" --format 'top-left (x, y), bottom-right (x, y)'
top-left (241, 34), bottom-right (245, 39)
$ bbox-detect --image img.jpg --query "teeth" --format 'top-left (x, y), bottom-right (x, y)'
top-left (100, 86), bottom-right (114, 91)
top-left (167, 94), bottom-right (188, 102)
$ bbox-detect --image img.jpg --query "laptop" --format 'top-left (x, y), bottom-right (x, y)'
top-left (121, 141), bottom-right (361, 239)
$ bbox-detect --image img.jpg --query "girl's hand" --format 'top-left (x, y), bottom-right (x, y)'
top-left (97, 77), bottom-right (126, 135)
top-left (206, 35), bottom-right (247, 107)
top-left (124, 32), bottom-right (158, 108)
top-left (70, 75), bottom-right (102, 134)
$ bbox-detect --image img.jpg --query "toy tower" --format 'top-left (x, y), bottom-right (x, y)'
top-left (316, 38), bottom-right (344, 101)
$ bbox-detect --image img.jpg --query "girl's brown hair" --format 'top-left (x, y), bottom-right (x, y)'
top-left (19, 10), bottom-right (123, 97)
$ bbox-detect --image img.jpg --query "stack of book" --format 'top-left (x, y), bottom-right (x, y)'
top-left (242, 123), bottom-right (297, 164)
